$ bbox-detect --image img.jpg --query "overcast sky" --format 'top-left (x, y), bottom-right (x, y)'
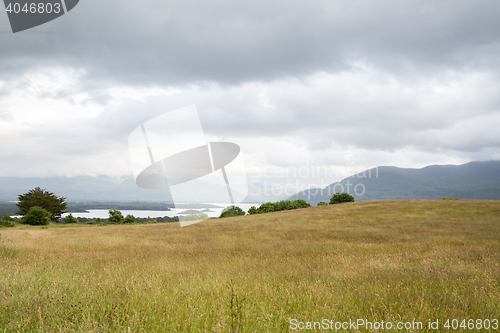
top-left (1, 0), bottom-right (499, 188)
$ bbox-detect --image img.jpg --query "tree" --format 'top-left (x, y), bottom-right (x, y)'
top-left (247, 206), bottom-right (258, 215)
top-left (123, 214), bottom-right (136, 224)
top-left (0, 215), bottom-right (15, 228)
top-left (292, 199), bottom-right (310, 209)
top-left (288, 201), bottom-right (301, 210)
top-left (16, 187), bottom-right (67, 222)
top-left (317, 202), bottom-right (328, 206)
top-left (23, 206), bottom-right (50, 225)
top-left (329, 192), bottom-right (355, 204)
top-left (219, 206), bottom-right (246, 218)
top-left (108, 209), bottom-right (124, 224)
top-left (257, 202), bottom-right (275, 214)
top-left (3, 215), bottom-right (14, 221)
top-left (274, 200), bottom-right (292, 211)
top-left (63, 214), bottom-right (78, 224)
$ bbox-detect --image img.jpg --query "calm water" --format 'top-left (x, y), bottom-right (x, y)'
top-left (63, 203), bottom-right (260, 219)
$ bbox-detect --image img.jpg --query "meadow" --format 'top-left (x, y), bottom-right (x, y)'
top-left (0, 200), bottom-right (499, 332)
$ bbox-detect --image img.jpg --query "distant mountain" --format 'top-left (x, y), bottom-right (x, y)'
top-left (2, 160), bottom-right (499, 207)
top-left (0, 175), bottom-right (286, 204)
top-left (0, 174), bottom-right (269, 204)
top-left (0, 176), bottom-right (174, 202)
top-left (288, 160), bottom-right (500, 205)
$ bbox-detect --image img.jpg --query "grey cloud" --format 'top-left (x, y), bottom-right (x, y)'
top-left (1, 0), bottom-right (500, 91)
top-left (1, 0), bottom-right (500, 178)
top-left (90, 69), bottom-right (500, 158)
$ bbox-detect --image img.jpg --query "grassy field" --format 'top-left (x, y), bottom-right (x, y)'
top-left (0, 200), bottom-right (499, 332)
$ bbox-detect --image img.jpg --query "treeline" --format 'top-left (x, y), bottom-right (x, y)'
top-left (220, 193), bottom-right (356, 218)
top-left (68, 216), bottom-right (179, 224)
top-left (248, 199), bottom-right (310, 214)
top-left (5, 186), bottom-right (357, 227)
top-left (66, 201), bottom-right (174, 213)
top-left (219, 199), bottom-right (311, 218)
top-left (65, 202), bottom-right (222, 213)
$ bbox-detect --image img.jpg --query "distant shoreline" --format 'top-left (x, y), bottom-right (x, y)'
top-left (0, 201), bottom-right (228, 217)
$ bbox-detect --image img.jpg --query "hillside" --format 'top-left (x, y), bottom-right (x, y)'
top-left (289, 160), bottom-right (500, 205)
top-left (1, 200), bottom-right (499, 331)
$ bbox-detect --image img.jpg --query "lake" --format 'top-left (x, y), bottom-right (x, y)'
top-left (63, 203), bottom-right (260, 219)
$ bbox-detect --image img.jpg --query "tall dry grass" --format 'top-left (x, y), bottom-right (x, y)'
top-left (0, 200), bottom-right (499, 332)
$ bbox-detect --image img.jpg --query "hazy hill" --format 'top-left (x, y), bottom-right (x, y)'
top-left (288, 160), bottom-right (500, 205)
top-left (1, 160), bottom-right (499, 206)
top-left (0, 176), bottom-right (282, 203)
top-left (0, 176), bottom-right (173, 202)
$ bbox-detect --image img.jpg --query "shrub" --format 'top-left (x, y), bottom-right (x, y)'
top-left (0, 219), bottom-right (15, 228)
top-left (250, 200), bottom-right (311, 215)
top-left (329, 192), bottom-right (355, 204)
top-left (142, 219), bottom-right (159, 224)
top-left (317, 202), bottom-right (328, 206)
top-left (108, 209), bottom-right (124, 224)
top-left (156, 216), bottom-right (178, 223)
top-left (22, 206), bottom-right (51, 226)
top-left (63, 214), bottom-right (78, 224)
top-left (219, 206), bottom-right (246, 218)
top-left (272, 200), bottom-right (310, 211)
top-left (1, 215), bottom-right (15, 227)
top-left (247, 206), bottom-right (258, 215)
top-left (257, 202), bottom-right (275, 214)
top-left (135, 216), bottom-right (178, 223)
top-left (123, 215), bottom-right (136, 224)
top-left (292, 199), bottom-right (310, 209)
top-left (274, 200), bottom-right (292, 211)
top-left (287, 201), bottom-right (301, 210)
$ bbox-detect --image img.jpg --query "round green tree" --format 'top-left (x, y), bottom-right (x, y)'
top-left (23, 206), bottom-right (51, 226)
top-left (219, 205), bottom-right (246, 218)
top-left (63, 213), bottom-right (78, 224)
top-left (16, 187), bottom-right (67, 222)
top-left (108, 209), bottom-right (124, 224)
top-left (3, 215), bottom-right (14, 221)
top-left (291, 199), bottom-right (310, 209)
top-left (257, 202), bottom-right (275, 214)
top-left (123, 214), bottom-right (136, 224)
top-left (247, 206), bottom-right (258, 215)
top-left (273, 200), bottom-right (292, 211)
top-left (329, 192), bottom-right (355, 204)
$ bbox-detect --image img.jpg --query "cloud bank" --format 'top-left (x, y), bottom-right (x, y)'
top-left (0, 0), bottom-right (499, 184)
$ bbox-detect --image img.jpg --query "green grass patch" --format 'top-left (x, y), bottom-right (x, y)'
top-left (0, 200), bottom-right (499, 332)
